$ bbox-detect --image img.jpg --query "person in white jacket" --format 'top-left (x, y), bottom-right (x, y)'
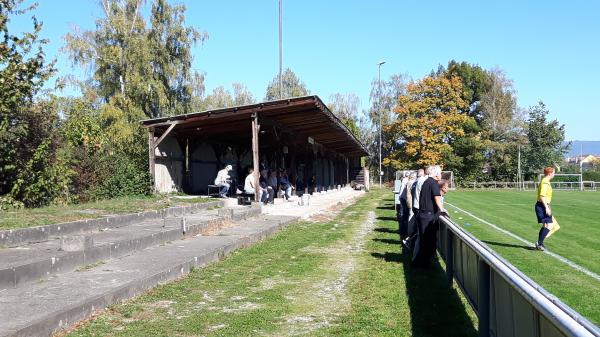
top-left (214, 164), bottom-right (232, 198)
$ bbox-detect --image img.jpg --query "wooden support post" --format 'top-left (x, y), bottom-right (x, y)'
top-left (251, 114), bottom-right (260, 202)
top-left (153, 123), bottom-right (176, 149)
top-left (148, 128), bottom-right (156, 192)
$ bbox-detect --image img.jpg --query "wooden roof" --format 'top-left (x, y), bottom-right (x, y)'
top-left (140, 95), bottom-right (369, 156)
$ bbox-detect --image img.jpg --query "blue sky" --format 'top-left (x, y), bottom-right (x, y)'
top-left (10, 0), bottom-right (600, 140)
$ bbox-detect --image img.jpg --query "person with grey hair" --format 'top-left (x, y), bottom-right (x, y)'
top-left (215, 164), bottom-right (233, 198)
top-left (404, 171), bottom-right (418, 238)
top-left (398, 172), bottom-right (411, 237)
top-left (412, 165), bottom-right (446, 267)
top-left (411, 168), bottom-right (428, 216)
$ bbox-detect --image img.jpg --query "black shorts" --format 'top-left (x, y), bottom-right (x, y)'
top-left (534, 201), bottom-right (553, 224)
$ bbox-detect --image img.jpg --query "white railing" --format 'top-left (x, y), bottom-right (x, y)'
top-left (461, 181), bottom-right (599, 191)
top-left (437, 215), bottom-right (600, 337)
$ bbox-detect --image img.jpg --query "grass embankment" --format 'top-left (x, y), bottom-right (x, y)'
top-left (0, 195), bottom-right (214, 230)
top-left (446, 190), bottom-right (600, 324)
top-left (63, 189), bottom-right (477, 337)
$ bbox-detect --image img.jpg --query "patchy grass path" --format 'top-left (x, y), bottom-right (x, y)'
top-left (63, 190), bottom-right (477, 337)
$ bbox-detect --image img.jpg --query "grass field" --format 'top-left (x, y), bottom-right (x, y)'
top-left (445, 189), bottom-right (600, 325)
top-left (62, 189), bottom-right (477, 337)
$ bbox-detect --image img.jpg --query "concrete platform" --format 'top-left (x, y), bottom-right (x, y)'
top-left (0, 188), bottom-right (362, 337)
top-left (0, 214), bottom-right (298, 337)
top-left (0, 207), bottom-right (261, 290)
top-left (263, 187), bottom-right (364, 219)
top-left (0, 200), bottom-right (224, 247)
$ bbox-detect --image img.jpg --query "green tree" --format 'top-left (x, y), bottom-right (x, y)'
top-left (265, 68), bottom-right (309, 101)
top-left (367, 73), bottom-right (409, 179)
top-left (0, 0), bottom-right (56, 195)
top-left (63, 0), bottom-right (207, 118)
top-left (328, 93), bottom-right (366, 140)
top-left (522, 102), bottom-right (569, 179)
top-left (439, 60), bottom-right (492, 123)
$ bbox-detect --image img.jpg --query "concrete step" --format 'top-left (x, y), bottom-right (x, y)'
top-left (0, 214), bottom-right (299, 337)
top-left (0, 206), bottom-right (260, 290)
top-left (0, 200), bottom-right (224, 248)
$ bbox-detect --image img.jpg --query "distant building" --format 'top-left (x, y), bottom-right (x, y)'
top-left (565, 154), bottom-right (599, 171)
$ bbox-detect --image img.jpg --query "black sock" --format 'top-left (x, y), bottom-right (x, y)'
top-left (538, 227), bottom-right (550, 244)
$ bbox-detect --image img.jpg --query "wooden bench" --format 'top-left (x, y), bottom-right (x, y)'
top-left (207, 184), bottom-right (220, 197)
top-left (236, 192), bottom-right (254, 205)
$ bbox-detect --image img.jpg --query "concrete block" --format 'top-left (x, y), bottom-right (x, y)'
top-left (109, 240), bottom-right (134, 258)
top-left (60, 235), bottom-right (94, 252)
top-left (14, 259), bottom-right (51, 287)
top-left (0, 267), bottom-right (15, 289)
top-left (251, 202), bottom-right (263, 212)
top-left (83, 245), bottom-right (111, 264)
top-left (162, 228), bottom-right (183, 243)
top-left (51, 252), bottom-right (84, 274)
top-left (217, 208), bottom-right (234, 219)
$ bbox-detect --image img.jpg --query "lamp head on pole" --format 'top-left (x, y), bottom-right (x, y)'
top-left (378, 60), bottom-right (386, 66)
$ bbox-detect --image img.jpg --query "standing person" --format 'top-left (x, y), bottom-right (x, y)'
top-left (412, 165), bottom-right (446, 267)
top-left (405, 172), bottom-right (418, 238)
top-left (403, 169), bottom-right (425, 249)
top-left (214, 164), bottom-right (232, 198)
top-left (535, 167), bottom-right (560, 251)
top-left (398, 172), bottom-right (410, 238)
top-left (438, 179), bottom-right (449, 204)
top-left (411, 168), bottom-right (428, 215)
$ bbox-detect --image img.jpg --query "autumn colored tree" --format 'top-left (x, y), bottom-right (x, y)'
top-left (385, 76), bottom-right (472, 168)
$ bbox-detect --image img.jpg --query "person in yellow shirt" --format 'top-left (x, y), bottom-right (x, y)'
top-left (534, 167), bottom-right (560, 251)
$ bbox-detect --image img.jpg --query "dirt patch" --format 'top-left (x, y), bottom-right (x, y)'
top-left (272, 211), bottom-right (376, 336)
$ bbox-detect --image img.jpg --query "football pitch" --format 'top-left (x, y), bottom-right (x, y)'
top-left (445, 189), bottom-right (600, 325)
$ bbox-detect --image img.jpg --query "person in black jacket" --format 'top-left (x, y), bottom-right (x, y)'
top-left (412, 165), bottom-right (447, 267)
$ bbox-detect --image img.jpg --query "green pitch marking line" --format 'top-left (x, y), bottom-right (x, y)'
top-left (446, 202), bottom-right (600, 283)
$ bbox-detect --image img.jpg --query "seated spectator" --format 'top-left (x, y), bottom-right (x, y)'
top-left (244, 168), bottom-right (266, 203)
top-left (279, 170), bottom-right (294, 201)
top-left (214, 164), bottom-right (232, 198)
top-left (309, 174), bottom-right (316, 194)
top-left (296, 178), bottom-right (306, 197)
top-left (267, 170), bottom-right (278, 204)
top-left (259, 170), bottom-right (271, 205)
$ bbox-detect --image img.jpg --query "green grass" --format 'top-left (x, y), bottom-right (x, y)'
top-left (0, 195), bottom-right (215, 230)
top-left (63, 189), bottom-right (477, 337)
top-left (445, 189), bottom-right (600, 325)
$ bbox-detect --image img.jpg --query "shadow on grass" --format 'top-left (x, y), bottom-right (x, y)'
top-left (373, 227), bottom-right (398, 234)
top-left (376, 216), bottom-right (398, 221)
top-left (482, 240), bottom-right (534, 250)
top-left (371, 246), bottom-right (478, 337)
top-left (372, 238), bottom-right (402, 245)
top-left (376, 205), bottom-right (396, 210)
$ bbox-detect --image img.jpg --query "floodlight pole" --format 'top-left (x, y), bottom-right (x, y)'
top-left (378, 60), bottom-right (385, 188)
top-left (518, 144), bottom-right (521, 190)
top-left (278, 0), bottom-right (283, 99)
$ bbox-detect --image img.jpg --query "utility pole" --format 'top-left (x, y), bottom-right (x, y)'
top-left (517, 144), bottom-right (521, 190)
top-left (378, 61), bottom-right (385, 188)
top-left (278, 0), bottom-right (283, 99)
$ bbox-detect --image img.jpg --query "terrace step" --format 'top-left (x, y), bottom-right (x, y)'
top-left (0, 200), bottom-right (224, 248)
top-left (0, 213), bottom-right (298, 337)
top-left (0, 205), bottom-right (260, 290)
